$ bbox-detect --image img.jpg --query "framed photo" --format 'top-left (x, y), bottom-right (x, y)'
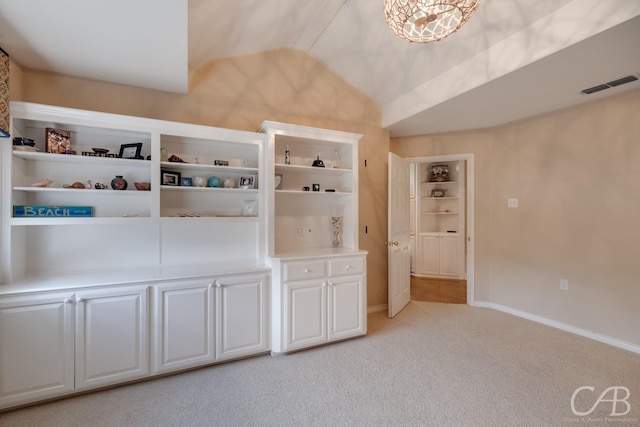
top-left (180, 176), bottom-right (193, 187)
top-left (46, 128), bottom-right (71, 154)
top-left (431, 188), bottom-right (447, 198)
top-left (161, 170), bottom-right (181, 186)
top-left (239, 176), bottom-right (255, 189)
top-left (430, 164), bottom-right (449, 182)
top-left (119, 142), bottom-right (143, 159)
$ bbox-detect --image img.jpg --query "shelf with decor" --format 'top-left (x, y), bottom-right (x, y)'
top-left (158, 133), bottom-right (261, 220)
top-left (1, 102), bottom-right (266, 285)
top-left (159, 160), bottom-right (258, 176)
top-left (275, 189), bottom-right (352, 197)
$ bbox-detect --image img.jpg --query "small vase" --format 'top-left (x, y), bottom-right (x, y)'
top-left (331, 216), bottom-right (343, 248)
top-left (331, 205), bottom-right (344, 248)
top-left (111, 175), bottom-right (128, 190)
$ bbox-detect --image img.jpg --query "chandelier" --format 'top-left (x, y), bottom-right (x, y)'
top-left (384, 0), bottom-right (480, 43)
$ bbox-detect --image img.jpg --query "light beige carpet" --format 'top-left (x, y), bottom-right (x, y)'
top-left (1, 301), bottom-right (639, 426)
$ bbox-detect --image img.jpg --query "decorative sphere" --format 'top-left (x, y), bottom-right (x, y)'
top-left (194, 176), bottom-right (206, 187)
top-left (207, 176), bottom-right (221, 187)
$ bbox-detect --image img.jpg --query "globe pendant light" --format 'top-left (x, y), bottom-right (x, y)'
top-left (384, 0), bottom-right (480, 43)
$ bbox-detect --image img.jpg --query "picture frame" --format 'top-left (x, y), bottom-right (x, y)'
top-left (180, 176), bottom-right (193, 187)
top-left (431, 188), bottom-right (447, 198)
top-left (430, 164), bottom-right (449, 182)
top-left (161, 170), bottom-right (181, 186)
top-left (239, 176), bottom-right (255, 189)
top-left (46, 128), bottom-right (71, 154)
top-left (119, 142), bottom-right (143, 159)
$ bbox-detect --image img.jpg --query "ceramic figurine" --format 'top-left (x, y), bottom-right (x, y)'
top-left (312, 154), bottom-right (325, 168)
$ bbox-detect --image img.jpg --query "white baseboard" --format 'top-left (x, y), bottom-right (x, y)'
top-left (367, 304), bottom-right (387, 313)
top-left (474, 301), bottom-right (640, 355)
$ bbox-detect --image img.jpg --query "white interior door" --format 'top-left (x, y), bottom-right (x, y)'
top-left (388, 153), bottom-right (411, 318)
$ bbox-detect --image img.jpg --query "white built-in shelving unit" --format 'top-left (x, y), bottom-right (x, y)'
top-left (412, 160), bottom-right (465, 278)
top-left (259, 121), bottom-right (367, 354)
top-left (0, 104), bottom-right (371, 410)
top-left (0, 102), bottom-right (270, 410)
top-left (1, 102), bottom-right (266, 283)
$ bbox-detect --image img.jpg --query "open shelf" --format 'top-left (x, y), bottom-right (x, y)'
top-left (2, 102), bottom-right (265, 285)
top-left (160, 185), bottom-right (258, 194)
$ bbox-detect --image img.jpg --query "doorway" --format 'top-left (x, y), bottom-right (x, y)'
top-left (407, 154), bottom-right (474, 305)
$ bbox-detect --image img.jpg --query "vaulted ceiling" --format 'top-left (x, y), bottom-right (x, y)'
top-left (1, 0), bottom-right (639, 136)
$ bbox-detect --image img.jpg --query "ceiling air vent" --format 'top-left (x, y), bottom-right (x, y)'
top-left (607, 75), bottom-right (638, 87)
top-left (581, 74), bottom-right (639, 95)
top-left (581, 84), bottom-right (610, 95)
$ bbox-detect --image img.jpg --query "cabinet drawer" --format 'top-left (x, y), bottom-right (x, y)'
top-left (329, 257), bottom-right (364, 277)
top-left (283, 260), bottom-right (326, 282)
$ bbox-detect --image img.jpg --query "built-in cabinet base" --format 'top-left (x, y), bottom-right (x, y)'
top-left (0, 268), bottom-right (270, 411)
top-left (268, 250), bottom-right (367, 354)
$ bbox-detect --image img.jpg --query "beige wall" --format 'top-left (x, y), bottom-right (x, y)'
top-left (14, 48), bottom-right (390, 309)
top-left (9, 58), bottom-right (23, 101)
top-left (392, 89), bottom-right (640, 346)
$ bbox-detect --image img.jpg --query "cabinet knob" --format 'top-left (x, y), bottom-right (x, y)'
top-left (345, 265), bottom-right (351, 270)
top-left (304, 268), bottom-right (309, 274)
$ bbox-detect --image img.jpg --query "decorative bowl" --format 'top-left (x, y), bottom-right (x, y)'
top-left (134, 182), bottom-right (151, 191)
top-left (13, 137), bottom-right (35, 146)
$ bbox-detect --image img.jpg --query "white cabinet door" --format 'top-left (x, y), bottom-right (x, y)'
top-left (216, 274), bottom-right (269, 361)
top-left (152, 279), bottom-right (215, 374)
top-left (328, 276), bottom-right (365, 341)
top-left (418, 234), bottom-right (462, 278)
top-left (284, 279), bottom-right (327, 352)
top-left (419, 234), bottom-right (439, 276)
top-left (439, 235), bottom-right (460, 277)
top-left (0, 292), bottom-right (74, 409)
top-left (75, 285), bottom-right (149, 390)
